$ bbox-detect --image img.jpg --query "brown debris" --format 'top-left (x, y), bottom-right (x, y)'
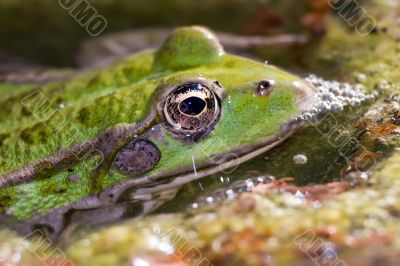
top-left (311, 227), bottom-right (394, 249)
top-left (210, 229), bottom-right (271, 266)
top-left (244, 0), bottom-right (330, 36)
top-left (232, 194), bottom-right (257, 213)
top-left (368, 123), bottom-right (398, 138)
top-left (301, 0), bottom-right (330, 36)
top-left (244, 8), bottom-right (284, 35)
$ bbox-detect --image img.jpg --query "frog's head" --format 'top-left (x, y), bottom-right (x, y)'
top-left (0, 27), bottom-right (317, 226)
top-left (104, 26), bottom-right (317, 199)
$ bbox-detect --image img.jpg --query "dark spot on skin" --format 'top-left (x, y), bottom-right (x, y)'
top-left (37, 177), bottom-right (69, 196)
top-left (19, 123), bottom-right (51, 144)
top-left (255, 80), bottom-right (274, 96)
top-left (87, 75), bottom-right (102, 88)
top-left (33, 161), bottom-right (54, 180)
top-left (224, 61), bottom-right (235, 68)
top-left (78, 107), bottom-right (91, 124)
top-left (0, 133), bottom-right (10, 146)
top-left (21, 106), bottom-right (32, 117)
top-left (38, 129), bottom-right (49, 142)
top-left (19, 128), bottom-right (34, 144)
top-left (104, 131), bottom-right (113, 142)
top-left (51, 95), bottom-right (62, 105)
top-left (55, 186), bottom-right (67, 193)
top-left (0, 191), bottom-right (16, 212)
top-left (0, 103), bottom-right (13, 119)
top-left (113, 138), bottom-right (161, 175)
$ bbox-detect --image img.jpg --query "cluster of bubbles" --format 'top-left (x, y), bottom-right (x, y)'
top-left (190, 175), bottom-right (275, 210)
top-left (295, 74), bottom-right (378, 121)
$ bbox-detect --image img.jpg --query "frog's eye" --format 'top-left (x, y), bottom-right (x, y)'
top-left (163, 82), bottom-right (221, 135)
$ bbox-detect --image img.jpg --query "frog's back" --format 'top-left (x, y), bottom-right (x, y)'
top-left (0, 51), bottom-right (156, 176)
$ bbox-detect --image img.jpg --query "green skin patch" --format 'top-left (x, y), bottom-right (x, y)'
top-left (0, 26), bottom-right (314, 220)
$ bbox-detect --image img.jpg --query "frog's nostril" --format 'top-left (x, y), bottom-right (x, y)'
top-left (255, 80), bottom-right (274, 96)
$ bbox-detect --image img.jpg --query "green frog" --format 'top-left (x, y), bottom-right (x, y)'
top-left (0, 26), bottom-right (317, 236)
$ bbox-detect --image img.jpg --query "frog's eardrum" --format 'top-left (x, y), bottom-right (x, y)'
top-left (113, 139), bottom-right (161, 175)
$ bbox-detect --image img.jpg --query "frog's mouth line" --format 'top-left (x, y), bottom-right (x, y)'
top-left (102, 118), bottom-right (307, 202)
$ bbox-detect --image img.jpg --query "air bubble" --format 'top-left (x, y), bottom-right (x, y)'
top-left (356, 73), bottom-right (367, 83)
top-left (293, 154), bottom-right (308, 165)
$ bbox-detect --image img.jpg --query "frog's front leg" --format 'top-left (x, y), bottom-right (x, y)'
top-left (8, 187), bottom-right (180, 242)
top-left (59, 186), bottom-right (180, 244)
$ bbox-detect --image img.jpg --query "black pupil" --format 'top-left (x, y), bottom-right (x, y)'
top-left (179, 97), bottom-right (206, 116)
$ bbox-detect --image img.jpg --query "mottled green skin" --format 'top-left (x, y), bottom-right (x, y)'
top-left (0, 26), bottom-right (312, 220)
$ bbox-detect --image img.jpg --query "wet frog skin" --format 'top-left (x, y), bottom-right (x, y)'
top-left (0, 26), bottom-right (316, 235)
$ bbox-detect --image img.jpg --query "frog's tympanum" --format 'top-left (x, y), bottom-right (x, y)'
top-left (0, 26), bottom-right (316, 236)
